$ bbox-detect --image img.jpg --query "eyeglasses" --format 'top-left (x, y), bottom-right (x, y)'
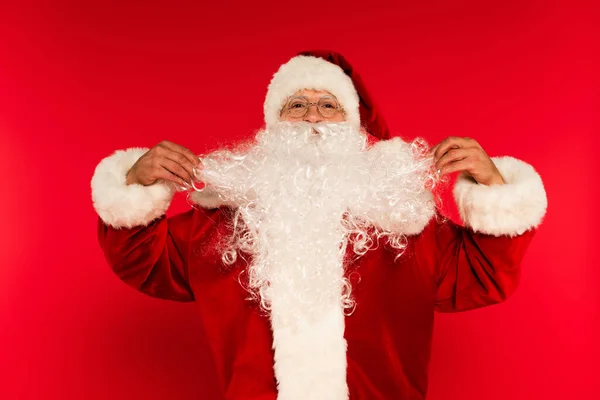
top-left (280, 95), bottom-right (344, 119)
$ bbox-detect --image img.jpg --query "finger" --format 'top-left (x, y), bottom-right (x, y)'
top-left (433, 143), bottom-right (461, 167)
top-left (435, 148), bottom-right (473, 171)
top-left (156, 146), bottom-right (197, 181)
top-left (440, 158), bottom-right (475, 176)
top-left (159, 158), bottom-right (193, 184)
top-left (192, 163), bottom-right (204, 181)
top-left (153, 166), bottom-right (190, 188)
top-left (427, 144), bottom-right (440, 158)
top-left (433, 137), bottom-right (458, 161)
top-left (159, 141), bottom-right (201, 167)
top-left (433, 137), bottom-right (480, 161)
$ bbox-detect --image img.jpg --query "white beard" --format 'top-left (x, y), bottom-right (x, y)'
top-left (191, 121), bottom-right (437, 399)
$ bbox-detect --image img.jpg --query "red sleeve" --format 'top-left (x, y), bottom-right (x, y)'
top-left (422, 214), bottom-right (536, 312)
top-left (97, 209), bottom-right (196, 302)
top-left (91, 147), bottom-right (198, 302)
top-left (414, 156), bottom-right (547, 312)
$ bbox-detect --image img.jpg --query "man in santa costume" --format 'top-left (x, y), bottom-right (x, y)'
top-left (91, 50), bottom-right (548, 400)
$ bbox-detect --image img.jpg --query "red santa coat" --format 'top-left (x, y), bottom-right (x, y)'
top-left (91, 147), bottom-right (547, 400)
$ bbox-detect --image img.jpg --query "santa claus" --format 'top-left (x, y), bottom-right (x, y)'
top-left (91, 50), bottom-right (548, 400)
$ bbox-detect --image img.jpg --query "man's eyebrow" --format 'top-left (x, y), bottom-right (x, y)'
top-left (288, 95), bottom-right (308, 101)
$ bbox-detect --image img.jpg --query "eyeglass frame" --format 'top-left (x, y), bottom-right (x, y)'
top-left (279, 94), bottom-right (346, 119)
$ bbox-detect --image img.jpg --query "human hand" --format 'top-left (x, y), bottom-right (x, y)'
top-left (126, 140), bottom-right (202, 189)
top-left (428, 137), bottom-right (505, 186)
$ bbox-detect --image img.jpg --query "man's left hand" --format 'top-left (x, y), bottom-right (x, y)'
top-left (428, 136), bottom-right (505, 186)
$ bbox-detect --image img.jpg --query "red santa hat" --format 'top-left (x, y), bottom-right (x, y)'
top-left (263, 50), bottom-right (391, 140)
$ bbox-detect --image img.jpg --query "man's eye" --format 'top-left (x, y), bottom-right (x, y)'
top-left (291, 103), bottom-right (305, 108)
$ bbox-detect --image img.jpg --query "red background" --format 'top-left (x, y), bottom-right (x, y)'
top-left (1, 1), bottom-right (598, 399)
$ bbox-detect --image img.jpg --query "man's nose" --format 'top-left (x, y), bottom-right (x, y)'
top-left (303, 105), bottom-right (323, 123)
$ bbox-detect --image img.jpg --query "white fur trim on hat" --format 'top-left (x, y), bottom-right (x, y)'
top-left (91, 148), bottom-right (175, 229)
top-left (264, 55), bottom-right (360, 130)
top-left (453, 156), bottom-right (548, 237)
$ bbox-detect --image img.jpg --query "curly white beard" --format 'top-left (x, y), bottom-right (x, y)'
top-left (191, 121), bottom-right (437, 399)
top-left (192, 122), bottom-right (437, 320)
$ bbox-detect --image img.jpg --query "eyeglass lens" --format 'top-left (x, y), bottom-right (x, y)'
top-left (287, 97), bottom-right (339, 118)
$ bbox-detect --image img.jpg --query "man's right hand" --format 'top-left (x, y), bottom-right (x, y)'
top-left (126, 140), bottom-right (201, 188)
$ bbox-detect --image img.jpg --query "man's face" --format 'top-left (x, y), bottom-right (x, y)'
top-left (279, 89), bottom-right (346, 123)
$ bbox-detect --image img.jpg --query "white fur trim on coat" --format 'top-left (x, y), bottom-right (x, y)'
top-left (91, 148), bottom-right (175, 229)
top-left (453, 156), bottom-right (547, 237)
top-left (271, 305), bottom-right (348, 400)
top-left (264, 55), bottom-right (360, 130)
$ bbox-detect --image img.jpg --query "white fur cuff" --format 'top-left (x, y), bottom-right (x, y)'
top-left (453, 156), bottom-right (547, 237)
top-left (91, 148), bottom-right (175, 229)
